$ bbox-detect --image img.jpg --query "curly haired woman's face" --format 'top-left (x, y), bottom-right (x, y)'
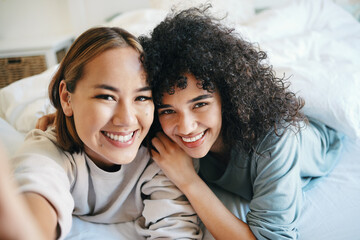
top-left (157, 74), bottom-right (223, 158)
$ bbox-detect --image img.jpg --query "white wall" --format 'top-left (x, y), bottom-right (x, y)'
top-left (67, 0), bottom-right (150, 36)
top-left (0, 0), bottom-right (150, 41)
top-left (0, 0), bottom-right (72, 40)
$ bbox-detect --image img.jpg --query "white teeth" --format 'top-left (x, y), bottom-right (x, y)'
top-left (182, 132), bottom-right (204, 143)
top-left (105, 132), bottom-right (134, 143)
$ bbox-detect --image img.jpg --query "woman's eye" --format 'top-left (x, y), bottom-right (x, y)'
top-left (158, 109), bottom-right (175, 115)
top-left (96, 95), bottom-right (115, 101)
top-left (194, 102), bottom-right (208, 108)
top-left (136, 96), bottom-right (153, 102)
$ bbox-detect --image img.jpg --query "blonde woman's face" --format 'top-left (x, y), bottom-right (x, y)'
top-left (61, 47), bottom-right (154, 171)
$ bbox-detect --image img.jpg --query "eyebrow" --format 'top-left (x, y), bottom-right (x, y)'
top-left (158, 94), bottom-right (213, 109)
top-left (94, 84), bottom-right (151, 92)
top-left (187, 94), bottom-right (213, 104)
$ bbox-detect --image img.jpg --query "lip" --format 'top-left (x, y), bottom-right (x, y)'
top-left (102, 130), bottom-right (138, 148)
top-left (179, 130), bottom-right (206, 148)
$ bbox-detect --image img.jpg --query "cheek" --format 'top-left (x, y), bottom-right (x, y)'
top-left (74, 111), bottom-right (100, 134)
top-left (140, 105), bottom-right (155, 131)
top-left (73, 103), bottom-right (108, 129)
top-left (159, 117), bottom-right (173, 136)
top-left (211, 113), bottom-right (222, 134)
top-left (209, 110), bottom-right (222, 125)
top-left (210, 103), bottom-right (222, 126)
top-left (199, 107), bottom-right (222, 136)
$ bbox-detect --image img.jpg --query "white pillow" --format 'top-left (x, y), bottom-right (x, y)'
top-left (275, 63), bottom-right (360, 141)
top-left (0, 65), bottom-right (57, 134)
top-left (248, 0), bottom-right (360, 141)
top-left (0, 117), bottom-right (25, 156)
top-left (149, 0), bottom-right (255, 25)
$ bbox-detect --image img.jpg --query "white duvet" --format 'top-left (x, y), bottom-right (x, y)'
top-left (1, 0), bottom-right (359, 239)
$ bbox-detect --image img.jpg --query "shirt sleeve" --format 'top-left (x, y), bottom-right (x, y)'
top-left (11, 130), bottom-right (75, 240)
top-left (135, 161), bottom-right (203, 240)
top-left (246, 129), bottom-right (302, 240)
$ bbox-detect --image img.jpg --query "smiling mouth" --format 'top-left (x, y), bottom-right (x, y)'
top-left (103, 131), bottom-right (135, 143)
top-left (181, 131), bottom-right (205, 143)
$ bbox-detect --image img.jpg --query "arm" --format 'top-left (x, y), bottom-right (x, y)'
top-left (9, 129), bottom-right (76, 239)
top-left (35, 113), bottom-right (56, 131)
top-left (23, 193), bottom-right (59, 239)
top-left (246, 130), bottom-right (303, 239)
top-left (151, 132), bottom-right (256, 240)
top-left (0, 144), bottom-right (56, 240)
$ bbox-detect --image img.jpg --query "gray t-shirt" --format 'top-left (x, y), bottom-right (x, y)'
top-left (12, 128), bottom-right (202, 239)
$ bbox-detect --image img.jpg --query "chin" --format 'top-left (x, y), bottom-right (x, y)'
top-left (185, 149), bottom-right (209, 159)
top-left (119, 153), bottom-right (138, 165)
top-left (108, 150), bottom-right (138, 165)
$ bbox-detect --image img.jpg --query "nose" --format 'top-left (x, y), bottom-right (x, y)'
top-left (112, 101), bottom-right (137, 127)
top-left (177, 112), bottom-right (197, 135)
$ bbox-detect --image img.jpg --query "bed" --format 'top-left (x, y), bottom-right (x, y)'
top-left (1, 0), bottom-right (359, 239)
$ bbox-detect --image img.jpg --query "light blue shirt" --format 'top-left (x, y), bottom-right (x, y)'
top-left (199, 119), bottom-right (343, 239)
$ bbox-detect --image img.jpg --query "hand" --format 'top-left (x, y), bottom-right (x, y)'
top-left (35, 113), bottom-right (56, 131)
top-left (151, 132), bottom-right (198, 190)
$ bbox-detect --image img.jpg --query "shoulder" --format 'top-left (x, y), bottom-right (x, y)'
top-left (255, 124), bottom-right (301, 156)
top-left (251, 123), bottom-right (305, 177)
top-left (256, 118), bottom-right (335, 157)
top-left (17, 128), bottom-right (60, 155)
top-left (13, 128), bottom-right (75, 170)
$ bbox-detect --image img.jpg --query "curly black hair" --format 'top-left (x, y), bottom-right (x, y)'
top-left (140, 5), bottom-right (306, 153)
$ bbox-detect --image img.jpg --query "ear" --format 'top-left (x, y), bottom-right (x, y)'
top-left (59, 80), bottom-right (73, 117)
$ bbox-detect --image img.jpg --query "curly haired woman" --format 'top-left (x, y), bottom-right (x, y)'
top-left (140, 6), bottom-right (344, 239)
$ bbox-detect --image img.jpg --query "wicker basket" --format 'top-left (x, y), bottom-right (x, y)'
top-left (0, 55), bottom-right (47, 88)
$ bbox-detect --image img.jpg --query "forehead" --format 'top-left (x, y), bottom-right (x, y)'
top-left (84, 47), bottom-right (142, 74)
top-left (161, 74), bottom-right (218, 103)
top-left (80, 47), bottom-right (147, 88)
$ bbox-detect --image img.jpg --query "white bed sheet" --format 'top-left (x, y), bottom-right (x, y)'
top-left (1, 0), bottom-right (359, 239)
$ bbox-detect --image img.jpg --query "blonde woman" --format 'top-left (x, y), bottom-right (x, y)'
top-left (0, 27), bottom-right (202, 240)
